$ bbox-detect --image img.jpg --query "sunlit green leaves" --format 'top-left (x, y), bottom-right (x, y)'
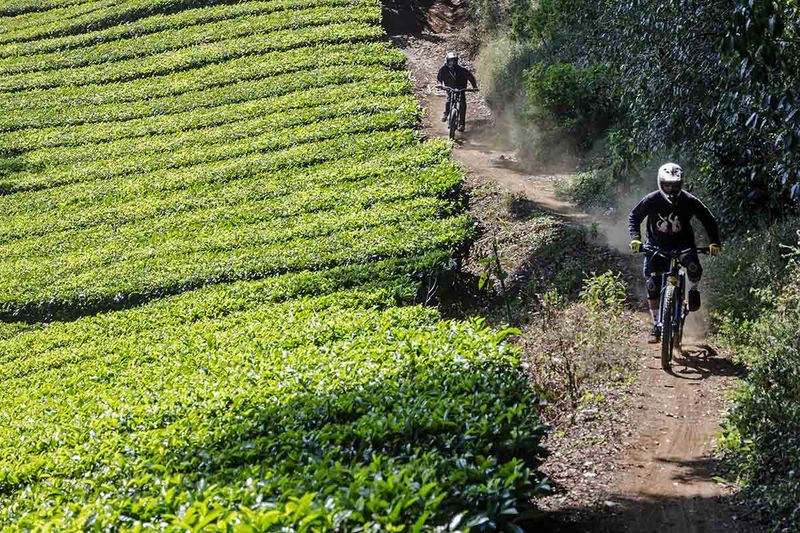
top-left (0, 0), bottom-right (549, 529)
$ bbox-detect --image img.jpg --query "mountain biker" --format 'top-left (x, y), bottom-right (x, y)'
top-left (628, 163), bottom-right (722, 344)
top-left (437, 51), bottom-right (477, 132)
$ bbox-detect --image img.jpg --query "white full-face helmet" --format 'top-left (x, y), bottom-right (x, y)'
top-left (446, 51), bottom-right (459, 68)
top-left (657, 162), bottom-right (683, 204)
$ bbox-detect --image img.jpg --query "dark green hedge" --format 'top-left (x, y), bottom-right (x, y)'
top-left (718, 247), bottom-right (800, 528)
top-left (477, 0), bottom-right (800, 228)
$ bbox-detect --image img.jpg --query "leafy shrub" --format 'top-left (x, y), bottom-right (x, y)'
top-left (718, 243), bottom-right (800, 529)
top-left (522, 62), bottom-right (613, 158)
top-left (554, 168), bottom-right (616, 209)
top-left (707, 218), bottom-right (800, 323)
top-left (471, 0), bottom-right (800, 228)
top-left (0, 278), bottom-right (550, 529)
top-left (526, 271), bottom-right (635, 410)
top-left (0, 0), bottom-right (553, 528)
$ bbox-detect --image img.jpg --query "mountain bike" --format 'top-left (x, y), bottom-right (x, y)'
top-left (436, 86), bottom-right (478, 140)
top-left (643, 245), bottom-right (710, 371)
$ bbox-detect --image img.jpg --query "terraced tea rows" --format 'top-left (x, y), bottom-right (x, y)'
top-left (0, 0), bottom-right (549, 529)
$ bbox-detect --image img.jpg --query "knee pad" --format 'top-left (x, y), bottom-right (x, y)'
top-left (645, 276), bottom-right (660, 299)
top-left (686, 261), bottom-right (702, 283)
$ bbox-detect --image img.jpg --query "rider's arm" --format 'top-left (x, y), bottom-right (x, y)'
top-left (437, 65), bottom-right (446, 85)
top-left (467, 69), bottom-right (477, 89)
top-left (628, 196), bottom-right (651, 242)
top-left (691, 196), bottom-right (721, 244)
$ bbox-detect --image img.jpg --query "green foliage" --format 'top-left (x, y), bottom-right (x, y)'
top-left (0, 278), bottom-right (549, 529)
top-left (0, 72), bottom-right (411, 152)
top-left (0, 41), bottom-right (405, 113)
top-left (0, 22), bottom-right (383, 92)
top-left (707, 218), bottom-right (800, 323)
top-left (555, 169), bottom-right (616, 209)
top-left (718, 246), bottom-right (800, 528)
top-left (708, 0), bottom-right (800, 223)
top-left (579, 270), bottom-right (627, 314)
top-left (509, 0), bottom-right (601, 46)
top-left (0, 4), bottom-right (378, 76)
top-left (0, 0), bottom-right (551, 527)
top-left (474, 0), bottom-right (800, 226)
top-left (0, 0), bottom-right (91, 17)
top-left (0, 0), bottom-right (369, 62)
top-left (523, 62), bottom-right (613, 150)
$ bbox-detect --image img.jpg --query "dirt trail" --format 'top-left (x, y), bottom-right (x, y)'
top-left (393, 25), bottom-right (762, 533)
top-left (598, 311), bottom-right (756, 533)
top-left (394, 34), bottom-right (587, 224)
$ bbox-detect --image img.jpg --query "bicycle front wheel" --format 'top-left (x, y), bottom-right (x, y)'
top-left (448, 105), bottom-right (458, 139)
top-left (661, 285), bottom-right (676, 370)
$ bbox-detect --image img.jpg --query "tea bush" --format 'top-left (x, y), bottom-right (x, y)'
top-left (0, 273), bottom-right (550, 529)
top-left (0, 0), bottom-right (550, 528)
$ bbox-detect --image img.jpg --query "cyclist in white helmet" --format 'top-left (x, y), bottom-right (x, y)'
top-left (437, 51), bottom-right (477, 131)
top-left (629, 163), bottom-right (722, 343)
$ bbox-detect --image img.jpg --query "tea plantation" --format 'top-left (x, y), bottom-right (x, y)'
top-left (0, 0), bottom-right (548, 529)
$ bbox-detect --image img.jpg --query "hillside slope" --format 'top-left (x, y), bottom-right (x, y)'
top-left (0, 1), bottom-right (548, 529)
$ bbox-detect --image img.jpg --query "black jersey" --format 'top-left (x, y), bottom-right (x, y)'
top-left (436, 64), bottom-right (477, 90)
top-left (628, 190), bottom-right (721, 249)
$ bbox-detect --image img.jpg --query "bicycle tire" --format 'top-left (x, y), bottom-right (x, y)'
top-left (448, 103), bottom-right (458, 140)
top-left (674, 279), bottom-right (687, 355)
top-left (661, 285), bottom-right (676, 370)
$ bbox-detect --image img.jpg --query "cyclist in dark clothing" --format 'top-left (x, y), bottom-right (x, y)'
top-left (629, 163), bottom-right (722, 343)
top-left (437, 51), bottom-right (477, 131)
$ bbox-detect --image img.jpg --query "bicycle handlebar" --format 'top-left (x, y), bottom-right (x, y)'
top-left (435, 85), bottom-right (479, 93)
top-left (642, 244), bottom-right (709, 257)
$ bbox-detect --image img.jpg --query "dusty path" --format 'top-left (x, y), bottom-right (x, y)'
top-left (596, 312), bottom-right (758, 533)
top-left (393, 33), bottom-right (587, 224)
top-left (393, 26), bottom-right (763, 533)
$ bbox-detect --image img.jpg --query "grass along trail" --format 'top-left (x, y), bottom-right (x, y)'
top-left (392, 19), bottom-right (762, 533)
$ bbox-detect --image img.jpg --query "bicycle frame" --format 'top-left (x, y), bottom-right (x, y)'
top-left (436, 86), bottom-right (477, 140)
top-left (447, 90), bottom-right (463, 137)
top-left (643, 245), bottom-right (709, 370)
top-left (655, 254), bottom-right (687, 329)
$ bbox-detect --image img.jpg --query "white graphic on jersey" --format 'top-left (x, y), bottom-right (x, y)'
top-left (656, 213), bottom-right (682, 235)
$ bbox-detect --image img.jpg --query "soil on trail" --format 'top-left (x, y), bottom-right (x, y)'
top-left (392, 32), bottom-right (586, 225)
top-left (388, 11), bottom-right (764, 533)
top-left (583, 313), bottom-right (760, 533)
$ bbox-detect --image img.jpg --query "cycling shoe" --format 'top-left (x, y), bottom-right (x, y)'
top-left (648, 325), bottom-right (661, 344)
top-left (688, 288), bottom-right (701, 312)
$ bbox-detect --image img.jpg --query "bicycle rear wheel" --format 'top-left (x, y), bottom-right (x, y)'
top-left (674, 277), bottom-right (686, 355)
top-left (661, 285), bottom-right (676, 370)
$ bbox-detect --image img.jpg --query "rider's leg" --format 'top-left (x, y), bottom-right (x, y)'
top-left (643, 254), bottom-right (666, 343)
top-left (442, 94), bottom-right (450, 122)
top-left (682, 251), bottom-right (703, 311)
top-left (647, 294), bottom-right (660, 323)
top-left (646, 275), bottom-right (662, 331)
top-left (644, 254), bottom-right (666, 324)
top-left (458, 98), bottom-right (467, 131)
